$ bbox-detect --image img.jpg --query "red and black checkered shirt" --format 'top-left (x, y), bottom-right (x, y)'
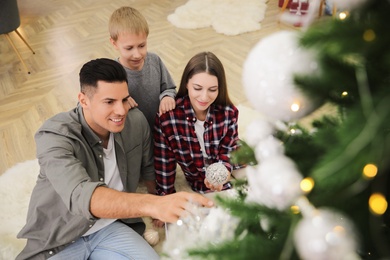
top-left (154, 96), bottom-right (240, 195)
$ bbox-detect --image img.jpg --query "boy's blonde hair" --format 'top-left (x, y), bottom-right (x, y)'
top-left (109, 6), bottom-right (149, 41)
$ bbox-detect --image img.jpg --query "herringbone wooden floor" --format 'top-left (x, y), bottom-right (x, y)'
top-left (0, 0), bottom-right (295, 174)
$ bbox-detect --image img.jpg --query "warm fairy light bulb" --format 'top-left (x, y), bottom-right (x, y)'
top-left (291, 103), bottom-right (300, 112)
top-left (300, 177), bottom-right (314, 193)
top-left (289, 127), bottom-right (302, 136)
top-left (291, 205), bottom-right (300, 214)
top-left (363, 29), bottom-right (376, 42)
top-left (341, 91), bottom-right (348, 97)
top-left (333, 225), bottom-right (345, 233)
top-left (363, 163), bottom-right (378, 179)
top-left (369, 193), bottom-right (388, 215)
top-left (338, 12), bottom-right (348, 20)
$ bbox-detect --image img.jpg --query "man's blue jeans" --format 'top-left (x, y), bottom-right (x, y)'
top-left (49, 221), bottom-right (159, 260)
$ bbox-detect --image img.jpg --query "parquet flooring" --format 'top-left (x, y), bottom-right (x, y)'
top-left (0, 0), bottom-right (294, 174)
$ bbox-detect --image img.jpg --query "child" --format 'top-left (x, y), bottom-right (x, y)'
top-left (109, 6), bottom-right (176, 129)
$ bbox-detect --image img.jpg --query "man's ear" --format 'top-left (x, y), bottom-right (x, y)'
top-left (78, 92), bottom-right (88, 108)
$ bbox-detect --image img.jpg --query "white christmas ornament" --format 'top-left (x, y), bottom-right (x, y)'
top-left (143, 228), bottom-right (159, 246)
top-left (245, 119), bottom-right (275, 147)
top-left (206, 163), bottom-right (229, 186)
top-left (254, 135), bottom-right (285, 162)
top-left (242, 30), bottom-right (321, 122)
top-left (245, 155), bottom-right (303, 210)
top-left (294, 208), bottom-right (359, 260)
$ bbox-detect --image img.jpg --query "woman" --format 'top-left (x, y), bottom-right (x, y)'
top-left (154, 51), bottom-right (242, 196)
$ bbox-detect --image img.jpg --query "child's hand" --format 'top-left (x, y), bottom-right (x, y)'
top-left (159, 96), bottom-right (175, 116)
top-left (128, 96), bottom-right (138, 109)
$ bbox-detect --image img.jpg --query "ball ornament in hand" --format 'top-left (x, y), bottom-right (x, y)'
top-left (206, 163), bottom-right (229, 186)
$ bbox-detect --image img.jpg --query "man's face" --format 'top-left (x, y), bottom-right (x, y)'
top-left (110, 32), bottom-right (148, 71)
top-left (79, 80), bottom-right (130, 141)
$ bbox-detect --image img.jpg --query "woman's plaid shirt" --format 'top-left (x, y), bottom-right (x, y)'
top-left (154, 96), bottom-right (240, 195)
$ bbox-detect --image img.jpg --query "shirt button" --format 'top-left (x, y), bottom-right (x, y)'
top-left (49, 251), bottom-right (53, 255)
top-left (99, 141), bottom-right (102, 144)
top-left (89, 224), bottom-right (93, 227)
top-left (186, 117), bottom-right (189, 120)
top-left (193, 118), bottom-right (196, 122)
top-left (100, 178), bottom-right (104, 181)
top-left (99, 154), bottom-right (102, 158)
top-left (72, 241), bottom-right (75, 243)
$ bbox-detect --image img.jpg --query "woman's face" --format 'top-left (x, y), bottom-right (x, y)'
top-left (187, 72), bottom-right (219, 120)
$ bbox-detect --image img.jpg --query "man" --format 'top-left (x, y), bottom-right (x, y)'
top-left (16, 58), bottom-right (213, 260)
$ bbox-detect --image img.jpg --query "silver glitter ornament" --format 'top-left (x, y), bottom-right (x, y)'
top-left (206, 163), bottom-right (229, 186)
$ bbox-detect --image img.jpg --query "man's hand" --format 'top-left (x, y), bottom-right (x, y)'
top-left (150, 192), bottom-right (214, 224)
top-left (159, 96), bottom-right (175, 116)
top-left (128, 96), bottom-right (138, 109)
top-left (90, 188), bottom-right (213, 224)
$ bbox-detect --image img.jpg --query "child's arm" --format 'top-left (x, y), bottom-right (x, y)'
top-left (157, 54), bottom-right (176, 114)
top-left (159, 96), bottom-right (175, 115)
top-left (128, 96), bottom-right (138, 109)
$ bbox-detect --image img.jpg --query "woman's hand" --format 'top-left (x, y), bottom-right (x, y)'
top-left (204, 171), bottom-right (231, 191)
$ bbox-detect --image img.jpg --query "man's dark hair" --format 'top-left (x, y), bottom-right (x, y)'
top-left (79, 58), bottom-right (128, 95)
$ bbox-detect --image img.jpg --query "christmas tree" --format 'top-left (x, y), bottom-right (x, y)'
top-left (162, 0), bottom-right (390, 259)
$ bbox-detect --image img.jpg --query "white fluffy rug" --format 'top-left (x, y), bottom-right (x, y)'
top-left (0, 105), bottom-right (260, 259)
top-left (0, 159), bottom-right (38, 260)
top-left (168, 0), bottom-right (268, 36)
